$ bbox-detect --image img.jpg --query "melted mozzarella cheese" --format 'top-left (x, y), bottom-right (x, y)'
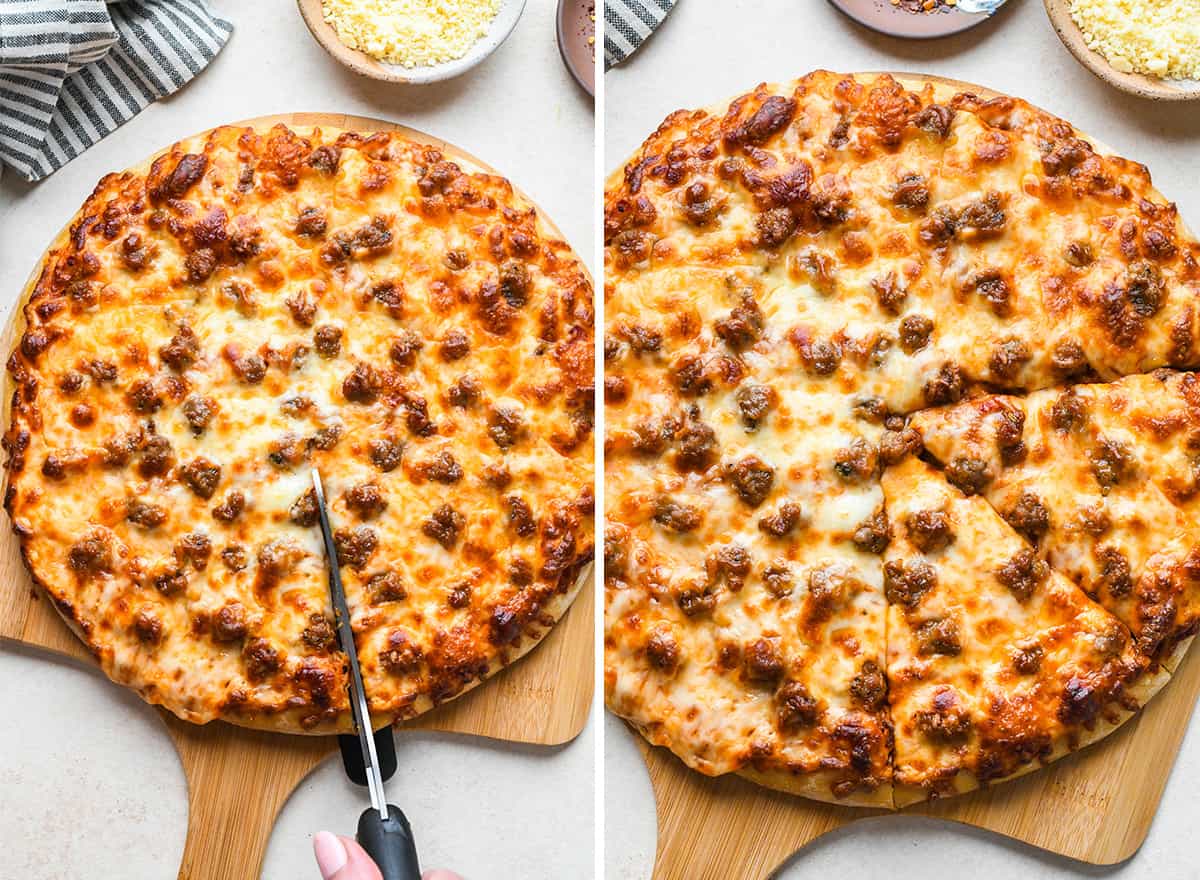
top-left (8, 123), bottom-right (593, 732)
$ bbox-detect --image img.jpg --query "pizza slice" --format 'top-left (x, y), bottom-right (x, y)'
top-left (882, 455), bottom-right (1166, 805)
top-left (605, 383), bottom-right (892, 805)
top-left (912, 386), bottom-right (1200, 669)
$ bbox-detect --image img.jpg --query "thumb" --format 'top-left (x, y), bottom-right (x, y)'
top-left (313, 831), bottom-right (383, 880)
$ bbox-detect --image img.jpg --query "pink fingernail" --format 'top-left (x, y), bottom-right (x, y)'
top-left (313, 830), bottom-right (348, 878)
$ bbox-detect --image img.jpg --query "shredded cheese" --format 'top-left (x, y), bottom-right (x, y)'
top-left (1068, 0), bottom-right (1200, 80)
top-left (321, 0), bottom-right (501, 68)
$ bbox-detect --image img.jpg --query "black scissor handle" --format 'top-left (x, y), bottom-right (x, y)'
top-left (357, 803), bottom-right (421, 880)
top-left (338, 729), bottom-right (398, 786)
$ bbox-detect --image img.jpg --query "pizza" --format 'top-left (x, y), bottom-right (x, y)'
top-left (603, 70), bottom-right (1200, 806)
top-left (4, 122), bottom-right (594, 733)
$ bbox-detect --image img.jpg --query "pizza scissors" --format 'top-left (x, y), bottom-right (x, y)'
top-left (312, 468), bottom-right (422, 880)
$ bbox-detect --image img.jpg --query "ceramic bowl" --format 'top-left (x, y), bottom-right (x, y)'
top-left (1044, 0), bottom-right (1200, 101)
top-left (297, 0), bottom-right (527, 84)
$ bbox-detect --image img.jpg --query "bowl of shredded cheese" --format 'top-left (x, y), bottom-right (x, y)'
top-left (298, 0), bottom-right (527, 83)
top-left (1044, 0), bottom-right (1200, 100)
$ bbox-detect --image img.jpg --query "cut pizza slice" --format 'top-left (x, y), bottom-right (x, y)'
top-left (882, 455), bottom-right (1167, 806)
top-left (912, 385), bottom-right (1200, 669)
top-left (904, 89), bottom-right (1200, 392)
top-left (604, 388), bottom-right (892, 805)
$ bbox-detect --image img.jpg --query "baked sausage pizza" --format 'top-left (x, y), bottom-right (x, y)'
top-left (604, 71), bottom-right (1200, 806)
top-left (5, 123), bottom-right (594, 733)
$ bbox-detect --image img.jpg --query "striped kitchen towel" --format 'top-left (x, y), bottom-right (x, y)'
top-left (0, 0), bottom-right (233, 182)
top-left (604, 0), bottom-right (676, 70)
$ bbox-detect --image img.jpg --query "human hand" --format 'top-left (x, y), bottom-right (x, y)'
top-left (313, 830), bottom-right (463, 880)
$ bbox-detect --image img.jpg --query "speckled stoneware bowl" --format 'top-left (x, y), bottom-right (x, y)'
top-left (1044, 0), bottom-right (1200, 101)
top-left (298, 0), bottom-right (527, 84)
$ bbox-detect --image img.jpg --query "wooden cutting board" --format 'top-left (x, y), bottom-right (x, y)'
top-left (620, 73), bottom-right (1200, 879)
top-left (0, 112), bottom-right (594, 880)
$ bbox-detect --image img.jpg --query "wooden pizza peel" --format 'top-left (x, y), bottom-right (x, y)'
top-left (615, 73), bottom-right (1200, 879)
top-left (0, 112), bottom-right (595, 880)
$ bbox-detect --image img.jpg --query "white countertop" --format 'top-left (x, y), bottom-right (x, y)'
top-left (604, 1), bottom-right (1200, 878)
top-left (0, 1), bottom-right (595, 878)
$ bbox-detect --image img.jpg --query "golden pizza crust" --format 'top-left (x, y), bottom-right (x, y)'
top-left (737, 767), bottom-right (894, 809)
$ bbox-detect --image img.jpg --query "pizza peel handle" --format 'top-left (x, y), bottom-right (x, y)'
top-left (357, 805), bottom-right (421, 880)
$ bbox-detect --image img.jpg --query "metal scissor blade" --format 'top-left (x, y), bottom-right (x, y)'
top-left (312, 468), bottom-right (389, 814)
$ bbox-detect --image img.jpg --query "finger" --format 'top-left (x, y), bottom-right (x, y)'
top-left (422, 871), bottom-right (464, 880)
top-left (313, 831), bottom-right (383, 880)
top-left (340, 837), bottom-right (386, 880)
